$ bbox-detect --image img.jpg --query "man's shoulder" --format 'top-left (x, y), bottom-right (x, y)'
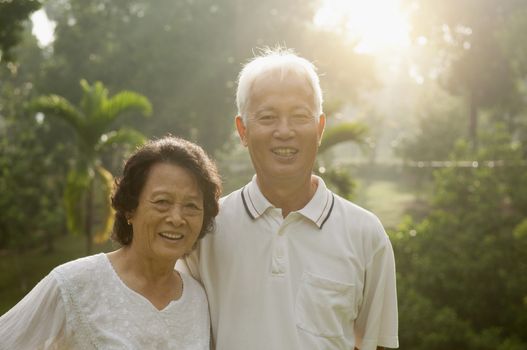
top-left (332, 193), bottom-right (380, 222)
top-left (329, 193), bottom-right (387, 239)
top-left (219, 187), bottom-right (243, 204)
top-left (218, 186), bottom-right (246, 213)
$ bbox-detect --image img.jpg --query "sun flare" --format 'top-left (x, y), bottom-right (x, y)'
top-left (314, 0), bottom-right (411, 54)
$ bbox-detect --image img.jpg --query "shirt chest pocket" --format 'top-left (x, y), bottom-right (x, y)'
top-left (295, 272), bottom-right (357, 338)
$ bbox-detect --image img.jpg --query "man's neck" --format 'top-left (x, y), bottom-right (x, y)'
top-left (256, 174), bottom-right (318, 218)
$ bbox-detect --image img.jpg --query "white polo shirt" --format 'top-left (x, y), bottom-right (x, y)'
top-left (185, 175), bottom-right (398, 350)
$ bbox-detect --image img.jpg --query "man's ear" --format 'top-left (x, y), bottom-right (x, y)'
top-left (317, 114), bottom-right (326, 146)
top-left (235, 115), bottom-right (248, 147)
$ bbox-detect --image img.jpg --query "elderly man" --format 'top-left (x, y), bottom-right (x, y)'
top-left (184, 48), bottom-right (398, 350)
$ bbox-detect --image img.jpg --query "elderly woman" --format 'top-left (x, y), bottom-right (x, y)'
top-left (0, 136), bottom-right (221, 349)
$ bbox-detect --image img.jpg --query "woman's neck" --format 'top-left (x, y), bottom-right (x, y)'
top-left (107, 248), bottom-right (182, 310)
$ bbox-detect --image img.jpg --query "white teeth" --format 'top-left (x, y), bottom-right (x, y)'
top-left (159, 232), bottom-right (184, 240)
top-left (272, 148), bottom-right (297, 156)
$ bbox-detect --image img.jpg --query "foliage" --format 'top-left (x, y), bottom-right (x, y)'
top-left (0, 0), bottom-right (41, 62)
top-left (0, 29), bottom-right (68, 253)
top-left (31, 80), bottom-right (152, 253)
top-left (392, 126), bottom-right (527, 349)
top-left (319, 122), bottom-right (368, 154)
top-left (0, 83), bottom-right (66, 253)
top-left (38, 0), bottom-right (376, 151)
top-left (315, 121), bottom-right (368, 199)
top-left (406, 0), bottom-right (527, 149)
top-left (394, 102), bottom-right (465, 162)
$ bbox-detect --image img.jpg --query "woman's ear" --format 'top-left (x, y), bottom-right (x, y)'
top-left (126, 211), bottom-right (134, 226)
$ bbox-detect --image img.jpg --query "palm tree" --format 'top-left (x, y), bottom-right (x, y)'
top-left (31, 80), bottom-right (152, 254)
top-left (317, 121), bottom-right (368, 199)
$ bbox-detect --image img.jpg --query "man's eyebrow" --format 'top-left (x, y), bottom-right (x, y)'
top-left (254, 107), bottom-right (277, 113)
top-left (290, 106), bottom-right (312, 112)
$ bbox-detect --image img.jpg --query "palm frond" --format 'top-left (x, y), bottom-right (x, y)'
top-left (319, 122), bottom-right (369, 154)
top-left (92, 165), bottom-right (115, 244)
top-left (95, 128), bottom-right (146, 153)
top-left (102, 91), bottom-right (153, 122)
top-left (80, 80), bottom-right (109, 119)
top-left (30, 95), bottom-right (83, 131)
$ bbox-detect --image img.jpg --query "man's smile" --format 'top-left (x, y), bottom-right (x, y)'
top-left (271, 147), bottom-right (298, 157)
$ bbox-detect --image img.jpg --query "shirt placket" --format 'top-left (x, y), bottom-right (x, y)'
top-left (269, 209), bottom-right (290, 276)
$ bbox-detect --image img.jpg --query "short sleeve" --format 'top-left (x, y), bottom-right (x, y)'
top-left (0, 273), bottom-right (67, 350)
top-left (354, 231), bottom-right (399, 350)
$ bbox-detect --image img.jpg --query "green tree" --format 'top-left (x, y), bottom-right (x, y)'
top-left (0, 0), bottom-right (41, 62)
top-left (39, 0), bottom-right (376, 152)
top-left (316, 121), bottom-right (368, 199)
top-left (31, 80), bottom-right (152, 253)
top-left (405, 0), bottom-right (527, 151)
top-left (392, 126), bottom-right (527, 349)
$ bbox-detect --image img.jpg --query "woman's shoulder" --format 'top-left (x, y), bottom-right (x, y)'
top-left (179, 270), bottom-right (207, 302)
top-left (52, 253), bottom-right (107, 283)
top-left (180, 271), bottom-right (204, 291)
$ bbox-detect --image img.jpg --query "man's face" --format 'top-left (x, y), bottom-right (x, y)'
top-left (236, 71), bottom-right (325, 183)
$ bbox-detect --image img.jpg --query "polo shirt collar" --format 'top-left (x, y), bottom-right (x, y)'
top-left (241, 175), bottom-right (335, 229)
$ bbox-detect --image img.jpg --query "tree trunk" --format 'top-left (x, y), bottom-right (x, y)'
top-left (84, 180), bottom-right (93, 255)
top-left (468, 91), bottom-right (478, 152)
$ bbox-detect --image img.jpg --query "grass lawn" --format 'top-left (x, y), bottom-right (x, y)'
top-left (354, 179), bottom-right (417, 230)
top-left (0, 234), bottom-right (114, 314)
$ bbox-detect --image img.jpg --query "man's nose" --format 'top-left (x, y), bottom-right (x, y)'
top-left (273, 117), bottom-right (295, 139)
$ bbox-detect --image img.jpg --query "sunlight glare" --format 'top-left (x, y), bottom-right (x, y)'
top-left (314, 0), bottom-right (411, 54)
top-left (31, 9), bottom-right (56, 47)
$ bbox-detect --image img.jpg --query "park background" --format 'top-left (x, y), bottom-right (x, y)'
top-left (1, 0), bottom-right (527, 348)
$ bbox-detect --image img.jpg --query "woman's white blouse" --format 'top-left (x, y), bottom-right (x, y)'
top-left (0, 253), bottom-right (210, 349)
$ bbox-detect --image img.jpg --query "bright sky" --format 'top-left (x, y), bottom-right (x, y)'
top-left (32, 1), bottom-right (411, 53)
top-left (313, 0), bottom-right (411, 54)
top-left (31, 9), bottom-right (56, 47)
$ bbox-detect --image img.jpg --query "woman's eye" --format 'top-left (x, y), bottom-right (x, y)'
top-left (152, 199), bottom-right (170, 208)
top-left (186, 203), bottom-right (202, 210)
top-left (184, 203), bottom-right (203, 215)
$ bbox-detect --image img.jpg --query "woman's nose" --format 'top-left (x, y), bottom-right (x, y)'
top-left (166, 205), bottom-right (185, 225)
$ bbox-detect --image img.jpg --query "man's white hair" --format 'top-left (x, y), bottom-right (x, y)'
top-left (236, 47), bottom-right (323, 123)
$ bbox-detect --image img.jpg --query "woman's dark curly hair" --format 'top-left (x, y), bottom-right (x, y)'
top-left (111, 136), bottom-right (222, 246)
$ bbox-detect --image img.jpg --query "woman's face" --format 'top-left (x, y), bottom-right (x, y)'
top-left (128, 162), bottom-right (204, 262)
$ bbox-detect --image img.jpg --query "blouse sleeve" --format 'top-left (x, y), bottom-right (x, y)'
top-left (0, 273), bottom-right (67, 350)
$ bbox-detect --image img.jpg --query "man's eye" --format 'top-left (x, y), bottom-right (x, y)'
top-left (293, 114), bottom-right (311, 120)
top-left (258, 115), bottom-right (276, 121)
